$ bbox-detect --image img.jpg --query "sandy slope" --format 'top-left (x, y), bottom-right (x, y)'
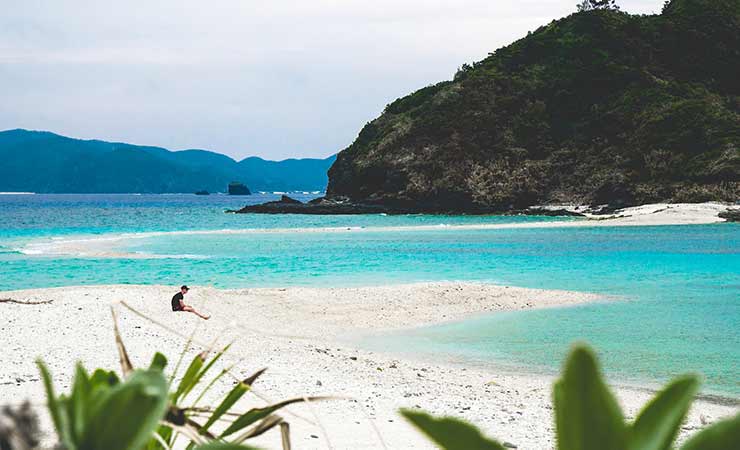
top-left (1, 283), bottom-right (736, 449)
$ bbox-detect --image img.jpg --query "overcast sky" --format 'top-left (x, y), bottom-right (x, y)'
top-left (1, 0), bottom-right (664, 160)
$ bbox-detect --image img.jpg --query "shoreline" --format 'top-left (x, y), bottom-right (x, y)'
top-left (10, 202), bottom-right (735, 259)
top-left (2, 282), bottom-right (737, 449)
top-left (236, 194), bottom-right (735, 219)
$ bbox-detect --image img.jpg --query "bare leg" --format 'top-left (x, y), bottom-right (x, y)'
top-left (182, 305), bottom-right (210, 320)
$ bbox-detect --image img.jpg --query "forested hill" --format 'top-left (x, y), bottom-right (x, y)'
top-left (326, 0), bottom-right (739, 212)
top-left (0, 129), bottom-right (335, 193)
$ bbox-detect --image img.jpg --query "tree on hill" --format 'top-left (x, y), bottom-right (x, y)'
top-left (577, 0), bottom-right (620, 11)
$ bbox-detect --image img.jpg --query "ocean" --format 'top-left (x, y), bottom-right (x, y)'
top-left (1, 194), bottom-right (738, 396)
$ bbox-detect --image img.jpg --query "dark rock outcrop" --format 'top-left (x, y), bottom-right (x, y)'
top-left (235, 195), bottom-right (587, 216)
top-left (518, 208), bottom-right (585, 217)
top-left (719, 208), bottom-right (740, 222)
top-left (227, 182), bottom-right (251, 195)
top-left (234, 196), bottom-right (401, 214)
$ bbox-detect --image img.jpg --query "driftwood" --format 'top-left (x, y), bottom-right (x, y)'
top-left (0, 298), bottom-right (53, 305)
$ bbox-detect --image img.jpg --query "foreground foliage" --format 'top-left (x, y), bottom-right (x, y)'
top-left (402, 345), bottom-right (740, 449)
top-left (35, 308), bottom-right (321, 450)
top-left (29, 311), bottom-right (740, 449)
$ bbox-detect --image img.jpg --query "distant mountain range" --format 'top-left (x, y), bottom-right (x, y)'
top-left (0, 129), bottom-right (336, 193)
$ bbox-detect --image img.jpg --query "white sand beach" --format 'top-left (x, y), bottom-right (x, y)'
top-left (1, 282), bottom-right (736, 449)
top-left (573, 202), bottom-right (734, 225)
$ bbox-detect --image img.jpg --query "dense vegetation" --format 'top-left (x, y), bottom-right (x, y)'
top-left (0, 130), bottom-right (335, 193)
top-left (328, 0), bottom-right (740, 211)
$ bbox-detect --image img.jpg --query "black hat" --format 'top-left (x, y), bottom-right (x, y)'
top-left (181, 285), bottom-right (189, 291)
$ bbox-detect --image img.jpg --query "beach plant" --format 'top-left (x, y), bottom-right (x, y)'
top-left (37, 361), bottom-right (171, 450)
top-left (402, 344), bottom-right (740, 450)
top-left (36, 307), bottom-right (323, 450)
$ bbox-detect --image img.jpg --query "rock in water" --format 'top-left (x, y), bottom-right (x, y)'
top-left (227, 182), bottom-right (251, 195)
top-left (719, 208), bottom-right (740, 222)
top-left (233, 195), bottom-right (400, 214)
top-left (277, 195), bottom-right (301, 204)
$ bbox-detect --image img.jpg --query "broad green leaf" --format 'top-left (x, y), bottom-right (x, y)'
top-left (221, 397), bottom-right (318, 438)
top-left (80, 369), bottom-right (169, 450)
top-left (89, 368), bottom-right (120, 388)
top-left (681, 414), bottom-right (740, 450)
top-left (149, 352), bottom-right (168, 372)
top-left (37, 359), bottom-right (75, 450)
top-left (173, 353), bottom-right (205, 402)
top-left (401, 409), bottom-right (504, 450)
top-left (629, 375), bottom-right (699, 450)
top-left (69, 363), bottom-right (92, 443)
top-left (200, 368), bottom-right (266, 433)
top-left (553, 345), bottom-right (627, 450)
top-left (85, 369), bottom-right (120, 423)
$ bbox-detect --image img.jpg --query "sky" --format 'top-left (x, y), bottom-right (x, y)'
top-left (1, 0), bottom-right (665, 160)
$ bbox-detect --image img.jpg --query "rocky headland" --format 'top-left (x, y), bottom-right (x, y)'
top-left (239, 0), bottom-right (739, 215)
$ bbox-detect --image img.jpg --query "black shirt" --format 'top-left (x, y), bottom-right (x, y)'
top-left (172, 292), bottom-right (184, 311)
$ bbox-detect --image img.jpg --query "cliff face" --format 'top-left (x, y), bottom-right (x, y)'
top-left (327, 0), bottom-right (739, 212)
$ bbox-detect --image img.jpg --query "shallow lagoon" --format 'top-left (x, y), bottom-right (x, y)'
top-left (1, 194), bottom-right (738, 396)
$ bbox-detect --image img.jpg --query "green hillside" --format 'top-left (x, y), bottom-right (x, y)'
top-left (327, 0), bottom-right (739, 211)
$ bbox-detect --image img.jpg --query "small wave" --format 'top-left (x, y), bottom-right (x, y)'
top-left (14, 218), bottom-right (593, 259)
top-left (15, 248), bottom-right (44, 255)
top-left (17, 241), bottom-right (209, 259)
top-left (128, 252), bottom-right (210, 260)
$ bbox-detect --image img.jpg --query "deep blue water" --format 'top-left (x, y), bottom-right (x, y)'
top-left (1, 194), bottom-right (738, 396)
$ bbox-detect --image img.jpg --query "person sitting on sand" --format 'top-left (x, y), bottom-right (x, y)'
top-left (171, 285), bottom-right (210, 320)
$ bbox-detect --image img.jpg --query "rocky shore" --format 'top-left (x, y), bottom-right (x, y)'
top-left (232, 196), bottom-right (738, 226)
top-left (233, 195), bottom-right (588, 216)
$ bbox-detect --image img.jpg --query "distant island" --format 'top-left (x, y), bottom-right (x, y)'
top-left (227, 182), bottom-right (251, 195)
top-left (0, 129), bottom-right (336, 193)
top-left (242, 0), bottom-right (738, 214)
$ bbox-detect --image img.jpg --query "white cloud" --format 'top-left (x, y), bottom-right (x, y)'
top-left (1, 0), bottom-right (664, 159)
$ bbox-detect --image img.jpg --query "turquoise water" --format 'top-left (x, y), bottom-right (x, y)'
top-left (1, 194), bottom-right (738, 396)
